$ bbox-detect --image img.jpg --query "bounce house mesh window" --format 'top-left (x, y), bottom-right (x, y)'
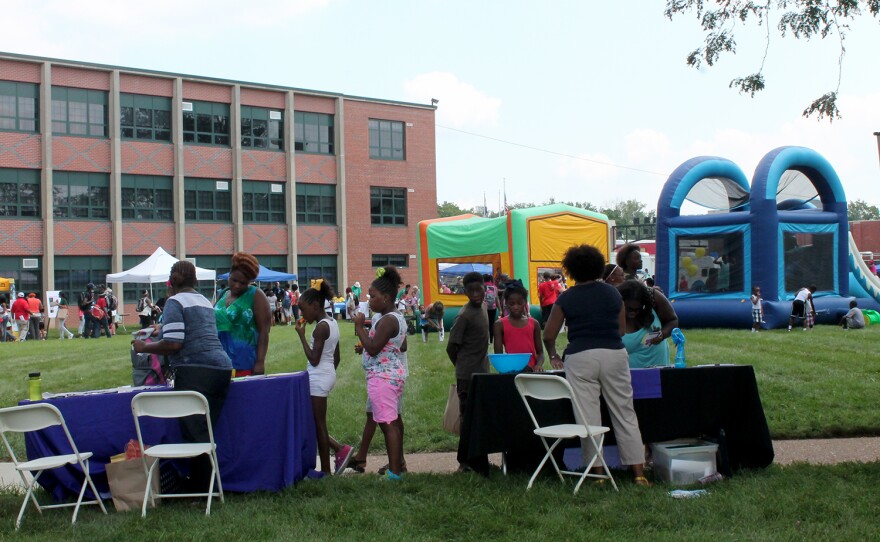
top-left (438, 261), bottom-right (493, 295)
top-left (684, 177), bottom-right (750, 212)
top-left (783, 232), bottom-right (834, 292)
top-left (675, 234), bottom-right (744, 294)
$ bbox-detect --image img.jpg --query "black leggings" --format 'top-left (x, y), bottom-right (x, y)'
top-left (172, 366), bottom-right (231, 492)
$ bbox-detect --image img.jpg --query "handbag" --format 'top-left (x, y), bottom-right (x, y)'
top-left (442, 383), bottom-right (461, 435)
top-left (105, 456), bottom-right (160, 512)
top-left (57, 308), bottom-right (69, 319)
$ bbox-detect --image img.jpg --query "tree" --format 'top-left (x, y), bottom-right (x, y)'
top-left (437, 200), bottom-right (472, 218)
top-left (847, 199), bottom-right (880, 221)
top-left (599, 199), bottom-right (657, 227)
top-left (665, 1), bottom-right (880, 120)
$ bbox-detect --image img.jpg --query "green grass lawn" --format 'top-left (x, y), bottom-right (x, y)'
top-left (3, 322), bottom-right (879, 448)
top-left (1, 323), bottom-right (879, 539)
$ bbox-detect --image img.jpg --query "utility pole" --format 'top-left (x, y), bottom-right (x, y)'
top-left (874, 132), bottom-right (880, 170)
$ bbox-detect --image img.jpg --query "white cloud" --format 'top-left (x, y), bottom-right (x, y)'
top-left (403, 72), bottom-right (501, 128)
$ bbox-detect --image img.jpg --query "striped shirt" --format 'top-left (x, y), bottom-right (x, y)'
top-left (161, 291), bottom-right (231, 370)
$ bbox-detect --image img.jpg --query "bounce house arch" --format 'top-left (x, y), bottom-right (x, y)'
top-left (656, 157), bottom-right (752, 315)
top-left (750, 146), bottom-right (849, 306)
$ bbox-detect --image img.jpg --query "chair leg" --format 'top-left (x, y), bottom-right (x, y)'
top-left (212, 451), bottom-right (224, 503)
top-left (527, 438), bottom-right (563, 490)
top-left (16, 470), bottom-right (43, 530)
top-left (84, 460), bottom-right (108, 516)
top-left (206, 462), bottom-right (215, 516)
top-left (141, 459), bottom-right (159, 518)
top-left (71, 460), bottom-right (93, 525)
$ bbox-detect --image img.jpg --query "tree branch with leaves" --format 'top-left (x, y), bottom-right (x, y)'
top-left (665, 0), bottom-right (880, 121)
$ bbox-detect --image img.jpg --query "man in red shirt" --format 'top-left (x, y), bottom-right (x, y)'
top-left (11, 292), bottom-right (32, 342)
top-left (537, 272), bottom-right (561, 328)
top-left (93, 289), bottom-right (112, 338)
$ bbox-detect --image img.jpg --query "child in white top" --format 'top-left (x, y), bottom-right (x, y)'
top-left (296, 278), bottom-right (353, 475)
top-left (750, 286), bottom-right (763, 333)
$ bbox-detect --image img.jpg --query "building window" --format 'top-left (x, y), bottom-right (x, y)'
top-left (298, 255), bottom-right (337, 294)
top-left (294, 112), bottom-right (334, 154)
top-left (0, 168), bottom-right (40, 218)
top-left (182, 101), bottom-right (230, 146)
top-left (243, 180), bottom-right (285, 223)
top-left (120, 93), bottom-right (171, 142)
top-left (241, 106), bottom-right (283, 150)
top-left (0, 256), bottom-right (41, 294)
top-left (51, 86), bottom-right (107, 137)
top-left (0, 81), bottom-right (38, 132)
top-left (52, 171), bottom-right (109, 219)
top-left (369, 119), bottom-right (404, 160)
top-left (55, 256), bottom-right (110, 301)
top-left (372, 254), bottom-right (408, 268)
top-left (184, 178), bottom-right (232, 222)
top-left (122, 175), bottom-right (173, 220)
top-left (370, 186), bottom-right (406, 226)
top-left (295, 183), bottom-right (336, 225)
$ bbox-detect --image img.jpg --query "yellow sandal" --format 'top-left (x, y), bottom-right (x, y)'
top-left (634, 476), bottom-right (652, 487)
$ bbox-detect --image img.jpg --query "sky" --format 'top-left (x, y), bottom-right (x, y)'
top-left (3, 0), bottom-right (879, 214)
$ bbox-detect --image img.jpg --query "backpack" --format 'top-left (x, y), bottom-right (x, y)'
top-left (136, 298), bottom-right (146, 312)
top-left (131, 337), bottom-right (169, 386)
top-left (107, 294), bottom-right (118, 312)
top-left (281, 291), bottom-right (291, 309)
top-left (79, 291), bottom-right (91, 311)
top-left (485, 284), bottom-right (497, 309)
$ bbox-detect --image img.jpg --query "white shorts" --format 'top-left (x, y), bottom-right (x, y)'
top-left (308, 370), bottom-right (336, 397)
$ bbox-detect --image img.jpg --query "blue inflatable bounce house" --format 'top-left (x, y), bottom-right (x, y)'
top-left (655, 146), bottom-right (880, 329)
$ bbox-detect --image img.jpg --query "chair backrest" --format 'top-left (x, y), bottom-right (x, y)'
top-left (515, 373), bottom-right (576, 402)
top-left (0, 403), bottom-right (84, 466)
top-left (514, 373), bottom-right (579, 430)
top-left (0, 403), bottom-right (64, 433)
top-left (132, 391), bottom-right (210, 419)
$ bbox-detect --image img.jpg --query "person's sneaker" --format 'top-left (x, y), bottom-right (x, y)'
top-left (384, 471), bottom-right (403, 481)
top-left (377, 461), bottom-right (407, 475)
top-left (334, 445), bottom-right (354, 475)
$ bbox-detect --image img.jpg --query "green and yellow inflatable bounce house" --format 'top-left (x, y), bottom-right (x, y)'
top-left (417, 204), bottom-right (612, 326)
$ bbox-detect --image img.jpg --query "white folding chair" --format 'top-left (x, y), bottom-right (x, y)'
top-left (0, 403), bottom-right (108, 530)
top-left (514, 373), bottom-right (618, 494)
top-left (131, 391), bottom-right (223, 517)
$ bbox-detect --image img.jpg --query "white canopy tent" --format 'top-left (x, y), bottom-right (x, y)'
top-left (106, 247), bottom-right (217, 302)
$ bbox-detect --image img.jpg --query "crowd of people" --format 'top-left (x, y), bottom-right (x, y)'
top-left (0, 283), bottom-right (121, 342)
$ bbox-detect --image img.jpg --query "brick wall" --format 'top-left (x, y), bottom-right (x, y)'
top-left (52, 66), bottom-right (110, 90)
top-left (0, 133), bottom-right (42, 168)
top-left (0, 59), bottom-right (40, 83)
top-left (243, 224), bottom-right (289, 254)
top-left (297, 225), bottom-right (339, 253)
top-left (186, 223), bottom-right (234, 254)
top-left (294, 94), bottom-right (335, 114)
top-left (119, 74), bottom-right (173, 96)
top-left (242, 149), bottom-right (286, 181)
top-left (54, 221), bottom-right (112, 254)
top-left (241, 88), bottom-right (285, 108)
top-left (122, 222), bottom-right (176, 254)
top-left (850, 220), bottom-right (880, 255)
top-left (184, 146), bottom-right (232, 178)
top-left (0, 220), bottom-right (43, 255)
top-left (121, 141), bottom-right (174, 175)
top-left (182, 81), bottom-right (231, 103)
top-left (53, 136), bottom-right (110, 172)
top-left (341, 100), bottom-right (436, 288)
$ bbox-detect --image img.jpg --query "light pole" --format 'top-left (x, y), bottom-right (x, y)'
top-left (874, 132), bottom-right (880, 170)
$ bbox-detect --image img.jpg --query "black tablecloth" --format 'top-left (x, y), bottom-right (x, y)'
top-left (461, 365), bottom-right (774, 476)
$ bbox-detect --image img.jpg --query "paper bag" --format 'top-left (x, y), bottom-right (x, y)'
top-left (443, 383), bottom-right (461, 435)
top-left (106, 457), bottom-right (160, 512)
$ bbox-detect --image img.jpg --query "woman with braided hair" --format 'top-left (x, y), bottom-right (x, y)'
top-left (214, 252), bottom-right (272, 376)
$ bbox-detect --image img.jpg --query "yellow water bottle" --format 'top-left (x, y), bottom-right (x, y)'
top-left (28, 372), bottom-right (42, 401)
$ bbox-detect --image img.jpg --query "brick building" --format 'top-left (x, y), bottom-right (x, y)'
top-left (0, 52), bottom-right (437, 313)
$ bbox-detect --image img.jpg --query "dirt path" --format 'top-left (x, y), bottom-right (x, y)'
top-left (356, 437), bottom-right (880, 475)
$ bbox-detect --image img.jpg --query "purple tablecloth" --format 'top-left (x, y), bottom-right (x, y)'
top-left (23, 372), bottom-right (316, 502)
